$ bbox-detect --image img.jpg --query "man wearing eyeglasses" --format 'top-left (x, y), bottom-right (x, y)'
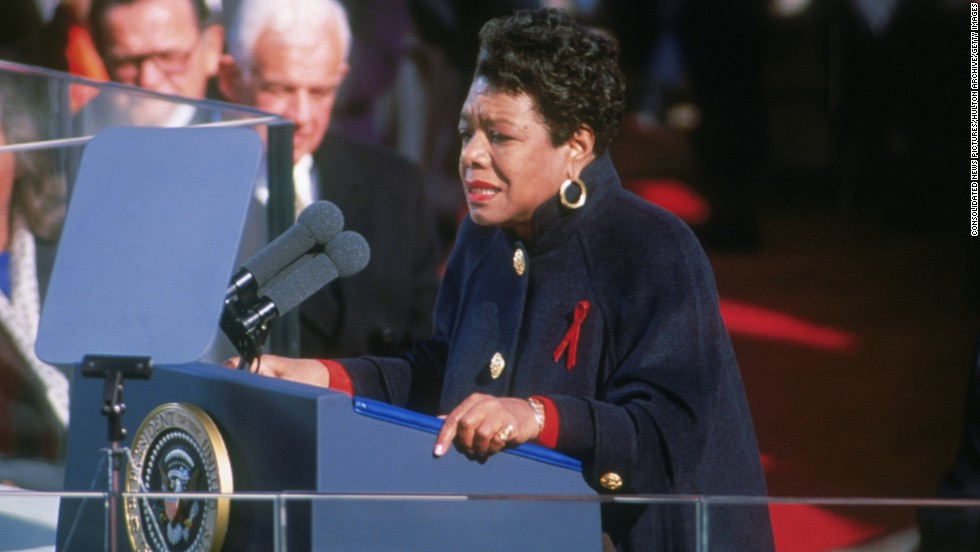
top-left (82, 0), bottom-right (224, 128)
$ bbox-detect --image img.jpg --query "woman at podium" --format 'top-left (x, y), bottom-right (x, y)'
top-left (249, 8), bottom-right (772, 551)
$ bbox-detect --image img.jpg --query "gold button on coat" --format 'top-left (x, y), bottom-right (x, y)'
top-left (489, 352), bottom-right (506, 379)
top-left (513, 248), bottom-right (526, 276)
top-left (599, 472), bottom-right (623, 491)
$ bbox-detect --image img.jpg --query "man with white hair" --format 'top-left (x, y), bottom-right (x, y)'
top-left (218, 0), bottom-right (442, 358)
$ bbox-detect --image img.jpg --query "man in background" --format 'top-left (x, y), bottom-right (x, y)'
top-left (83, 0), bottom-right (223, 127)
top-left (218, 0), bottom-right (442, 358)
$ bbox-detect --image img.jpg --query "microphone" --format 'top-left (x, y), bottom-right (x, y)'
top-left (222, 222), bottom-right (371, 370)
top-left (227, 200), bottom-right (344, 302)
top-left (238, 230), bottom-right (370, 329)
top-left (231, 253), bottom-right (339, 338)
top-left (325, 230), bottom-right (371, 277)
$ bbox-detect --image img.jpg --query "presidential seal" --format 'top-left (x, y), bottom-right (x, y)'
top-left (125, 403), bottom-right (232, 552)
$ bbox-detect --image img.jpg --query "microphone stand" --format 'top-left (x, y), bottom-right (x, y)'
top-left (80, 354), bottom-right (153, 552)
top-left (220, 287), bottom-right (275, 371)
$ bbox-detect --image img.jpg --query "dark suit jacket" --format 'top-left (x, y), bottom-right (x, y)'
top-left (299, 131), bottom-right (442, 358)
top-left (337, 153), bottom-right (773, 551)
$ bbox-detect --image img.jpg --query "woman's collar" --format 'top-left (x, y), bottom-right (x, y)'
top-left (518, 152), bottom-right (618, 250)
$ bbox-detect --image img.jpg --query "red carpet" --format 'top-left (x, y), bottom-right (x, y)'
top-left (768, 502), bottom-right (889, 552)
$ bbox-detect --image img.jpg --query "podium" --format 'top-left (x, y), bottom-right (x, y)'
top-left (38, 126), bottom-right (599, 550)
top-left (57, 363), bottom-right (600, 550)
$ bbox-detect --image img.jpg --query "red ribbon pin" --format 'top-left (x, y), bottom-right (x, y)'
top-left (553, 300), bottom-right (590, 371)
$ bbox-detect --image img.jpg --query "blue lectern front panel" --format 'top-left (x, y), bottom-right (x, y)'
top-left (59, 363), bottom-right (600, 550)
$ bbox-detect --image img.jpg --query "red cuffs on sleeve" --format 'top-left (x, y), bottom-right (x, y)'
top-left (530, 395), bottom-right (560, 449)
top-left (319, 359), bottom-right (353, 397)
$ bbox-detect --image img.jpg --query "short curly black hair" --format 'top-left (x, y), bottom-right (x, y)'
top-left (474, 8), bottom-right (626, 155)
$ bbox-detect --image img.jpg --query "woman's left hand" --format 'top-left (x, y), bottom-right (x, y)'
top-left (433, 393), bottom-right (540, 458)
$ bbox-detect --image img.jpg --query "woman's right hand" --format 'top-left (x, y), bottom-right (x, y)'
top-left (226, 354), bottom-right (331, 388)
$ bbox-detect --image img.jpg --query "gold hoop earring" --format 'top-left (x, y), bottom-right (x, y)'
top-left (559, 178), bottom-right (587, 210)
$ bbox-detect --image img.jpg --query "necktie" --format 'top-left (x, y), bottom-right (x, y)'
top-left (293, 154), bottom-right (315, 219)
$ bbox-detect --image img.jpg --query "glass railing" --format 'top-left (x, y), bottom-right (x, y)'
top-left (0, 60), bottom-right (300, 357)
top-left (3, 489), bottom-right (978, 551)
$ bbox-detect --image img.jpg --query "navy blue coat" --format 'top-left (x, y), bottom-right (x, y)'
top-left (340, 153), bottom-right (773, 551)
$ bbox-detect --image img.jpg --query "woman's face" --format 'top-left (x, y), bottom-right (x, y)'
top-left (457, 77), bottom-right (577, 238)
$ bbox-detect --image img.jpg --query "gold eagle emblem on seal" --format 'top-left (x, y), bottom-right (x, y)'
top-left (125, 403), bottom-right (233, 552)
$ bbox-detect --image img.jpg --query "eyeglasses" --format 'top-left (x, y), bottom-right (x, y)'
top-left (107, 38), bottom-right (201, 81)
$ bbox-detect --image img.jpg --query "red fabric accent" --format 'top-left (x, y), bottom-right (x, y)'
top-left (719, 298), bottom-right (859, 353)
top-left (319, 359), bottom-right (353, 397)
top-left (626, 178), bottom-right (711, 226)
top-left (530, 395), bottom-right (560, 449)
top-left (64, 24), bottom-right (108, 113)
top-left (65, 25), bottom-right (108, 80)
top-left (553, 301), bottom-right (590, 370)
top-left (768, 503), bottom-right (887, 552)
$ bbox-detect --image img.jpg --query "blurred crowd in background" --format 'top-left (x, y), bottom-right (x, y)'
top-left (0, 0), bottom-right (969, 250)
